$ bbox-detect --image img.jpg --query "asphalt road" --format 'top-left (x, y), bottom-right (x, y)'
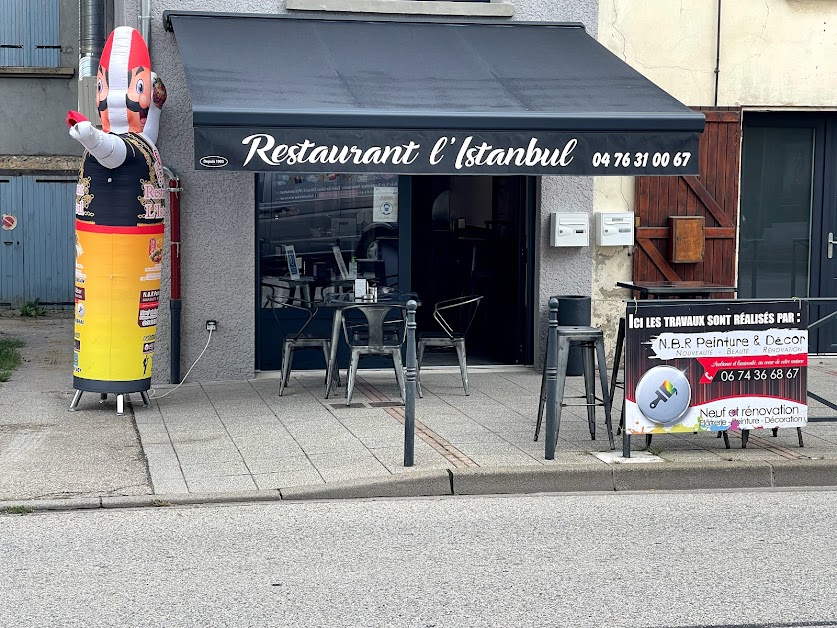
top-left (1, 489), bottom-right (836, 627)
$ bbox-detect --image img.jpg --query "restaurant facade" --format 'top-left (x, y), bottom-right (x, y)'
top-left (109, 0), bottom-right (707, 383)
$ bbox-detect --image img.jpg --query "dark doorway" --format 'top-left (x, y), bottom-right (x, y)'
top-left (410, 175), bottom-right (535, 365)
top-left (738, 113), bottom-right (837, 353)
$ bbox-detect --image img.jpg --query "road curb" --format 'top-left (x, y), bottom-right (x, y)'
top-left (769, 458), bottom-right (837, 487)
top-left (0, 497), bottom-right (101, 512)
top-left (2, 459), bottom-right (837, 513)
top-left (610, 460), bottom-right (773, 491)
top-left (451, 464), bottom-right (613, 495)
top-left (280, 469), bottom-right (451, 500)
top-left (99, 490), bottom-right (283, 508)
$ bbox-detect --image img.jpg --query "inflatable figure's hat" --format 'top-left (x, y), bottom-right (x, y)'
top-left (97, 27), bottom-right (152, 135)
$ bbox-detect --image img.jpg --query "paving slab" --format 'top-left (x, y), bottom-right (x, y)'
top-left (244, 455), bottom-right (315, 475)
top-left (253, 469), bottom-right (324, 489)
top-left (185, 475), bottom-right (258, 493)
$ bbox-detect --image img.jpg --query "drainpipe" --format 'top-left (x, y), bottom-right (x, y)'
top-left (78, 0), bottom-right (109, 120)
top-left (714, 0), bottom-right (722, 106)
top-left (139, 0), bottom-right (151, 44)
top-left (79, 0), bottom-right (105, 78)
top-left (164, 167), bottom-right (182, 384)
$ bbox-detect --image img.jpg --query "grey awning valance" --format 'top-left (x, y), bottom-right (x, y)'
top-left (164, 12), bottom-right (704, 175)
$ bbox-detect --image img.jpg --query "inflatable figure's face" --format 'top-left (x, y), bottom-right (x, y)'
top-left (126, 64), bottom-right (152, 131)
top-left (97, 27), bottom-right (152, 135)
top-left (96, 64), bottom-right (111, 131)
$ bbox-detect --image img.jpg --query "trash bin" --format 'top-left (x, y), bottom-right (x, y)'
top-left (553, 295), bottom-right (591, 376)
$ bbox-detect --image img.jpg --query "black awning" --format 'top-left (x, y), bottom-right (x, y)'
top-left (164, 12), bottom-right (704, 175)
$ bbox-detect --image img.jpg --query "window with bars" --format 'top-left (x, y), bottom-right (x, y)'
top-left (0, 0), bottom-right (61, 67)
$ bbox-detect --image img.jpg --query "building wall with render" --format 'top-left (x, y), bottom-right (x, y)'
top-left (0, 0), bottom-right (80, 160)
top-left (114, 0), bottom-right (600, 381)
top-left (592, 0), bottom-right (837, 353)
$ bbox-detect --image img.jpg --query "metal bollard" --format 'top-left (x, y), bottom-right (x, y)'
top-left (545, 298), bottom-right (559, 460)
top-left (404, 299), bottom-right (417, 467)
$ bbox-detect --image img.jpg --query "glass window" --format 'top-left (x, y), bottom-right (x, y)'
top-left (257, 173), bottom-right (400, 303)
top-left (738, 126), bottom-right (815, 298)
top-left (256, 173), bottom-right (400, 370)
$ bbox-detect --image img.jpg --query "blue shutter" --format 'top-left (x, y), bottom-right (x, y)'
top-left (0, 177), bottom-right (24, 306)
top-left (22, 177), bottom-right (75, 304)
top-left (27, 0), bottom-right (61, 67)
top-left (0, 0), bottom-right (26, 66)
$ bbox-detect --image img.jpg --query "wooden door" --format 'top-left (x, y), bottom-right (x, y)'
top-left (0, 175), bottom-right (75, 308)
top-left (633, 107), bottom-right (741, 292)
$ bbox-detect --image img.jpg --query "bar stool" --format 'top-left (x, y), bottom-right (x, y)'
top-left (534, 325), bottom-right (615, 452)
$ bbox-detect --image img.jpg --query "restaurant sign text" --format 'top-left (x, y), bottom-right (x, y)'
top-left (193, 127), bottom-right (700, 176)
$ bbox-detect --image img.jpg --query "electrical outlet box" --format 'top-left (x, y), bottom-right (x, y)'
top-left (549, 213), bottom-right (589, 247)
top-left (595, 212), bottom-right (635, 246)
top-left (205, 320), bottom-right (217, 331)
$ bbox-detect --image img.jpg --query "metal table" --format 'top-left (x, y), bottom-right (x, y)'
top-left (262, 276), bottom-right (315, 305)
top-left (616, 280), bottom-right (737, 299)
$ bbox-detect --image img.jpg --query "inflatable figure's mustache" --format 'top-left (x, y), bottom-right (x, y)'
top-left (125, 97), bottom-right (150, 119)
top-left (96, 95), bottom-right (150, 125)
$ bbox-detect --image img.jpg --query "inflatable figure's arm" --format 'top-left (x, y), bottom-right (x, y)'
top-left (141, 73), bottom-right (167, 146)
top-left (66, 112), bottom-right (127, 169)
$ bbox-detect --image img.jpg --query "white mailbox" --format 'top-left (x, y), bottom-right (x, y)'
top-left (549, 213), bottom-right (589, 247)
top-left (595, 212), bottom-right (635, 246)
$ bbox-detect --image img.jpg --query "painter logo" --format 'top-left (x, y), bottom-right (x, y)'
top-left (650, 380), bottom-right (677, 409)
top-left (200, 155), bottom-right (228, 168)
top-left (636, 366), bottom-right (691, 425)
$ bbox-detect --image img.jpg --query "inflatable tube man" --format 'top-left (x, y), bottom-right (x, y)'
top-left (67, 26), bottom-right (167, 407)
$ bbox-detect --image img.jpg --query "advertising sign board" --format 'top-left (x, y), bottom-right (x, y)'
top-left (625, 301), bottom-right (808, 435)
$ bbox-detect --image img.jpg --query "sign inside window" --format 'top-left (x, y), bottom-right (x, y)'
top-left (373, 187), bottom-right (398, 223)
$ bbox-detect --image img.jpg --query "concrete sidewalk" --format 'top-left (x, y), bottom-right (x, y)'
top-left (2, 313), bottom-right (837, 507)
top-left (0, 313), bottom-right (150, 501)
top-left (132, 363), bottom-right (837, 496)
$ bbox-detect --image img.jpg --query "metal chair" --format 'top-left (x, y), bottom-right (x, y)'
top-left (267, 292), bottom-right (335, 396)
top-left (342, 303), bottom-right (408, 405)
top-left (416, 295), bottom-right (483, 397)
